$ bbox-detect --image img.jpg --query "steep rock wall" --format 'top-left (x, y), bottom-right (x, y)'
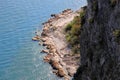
top-left (74, 0), bottom-right (120, 80)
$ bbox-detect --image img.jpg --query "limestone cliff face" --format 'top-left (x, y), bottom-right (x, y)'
top-left (74, 0), bottom-right (120, 80)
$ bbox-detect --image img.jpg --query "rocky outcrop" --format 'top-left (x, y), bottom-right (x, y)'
top-left (41, 9), bottom-right (82, 80)
top-left (41, 49), bottom-right (49, 53)
top-left (32, 35), bottom-right (41, 41)
top-left (74, 0), bottom-right (120, 80)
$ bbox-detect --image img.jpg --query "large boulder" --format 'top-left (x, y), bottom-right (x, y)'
top-left (32, 36), bottom-right (40, 41)
top-left (41, 49), bottom-right (49, 53)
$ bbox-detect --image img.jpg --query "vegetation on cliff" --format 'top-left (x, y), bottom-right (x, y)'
top-left (113, 29), bottom-right (120, 44)
top-left (65, 8), bottom-right (86, 54)
top-left (110, 0), bottom-right (117, 7)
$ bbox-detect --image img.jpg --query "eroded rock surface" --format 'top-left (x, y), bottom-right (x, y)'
top-left (74, 0), bottom-right (120, 80)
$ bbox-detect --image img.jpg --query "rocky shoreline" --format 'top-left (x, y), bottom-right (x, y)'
top-left (33, 9), bottom-right (81, 80)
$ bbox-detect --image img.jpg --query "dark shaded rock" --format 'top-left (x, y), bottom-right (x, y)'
top-left (41, 49), bottom-right (49, 53)
top-left (74, 0), bottom-right (120, 80)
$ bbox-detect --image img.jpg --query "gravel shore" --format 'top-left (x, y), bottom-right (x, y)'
top-left (33, 9), bottom-right (81, 80)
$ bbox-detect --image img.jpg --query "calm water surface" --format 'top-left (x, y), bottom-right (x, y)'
top-left (0, 0), bottom-right (87, 80)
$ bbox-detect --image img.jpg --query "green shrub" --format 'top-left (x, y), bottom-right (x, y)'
top-left (71, 24), bottom-right (81, 35)
top-left (80, 9), bottom-right (86, 26)
top-left (65, 23), bottom-right (72, 32)
top-left (113, 29), bottom-right (120, 43)
top-left (92, 0), bottom-right (98, 12)
top-left (80, 10), bottom-right (85, 19)
top-left (71, 45), bottom-right (80, 54)
top-left (64, 9), bottom-right (86, 54)
top-left (113, 30), bottom-right (120, 36)
top-left (66, 33), bottom-right (71, 42)
top-left (70, 36), bottom-right (79, 45)
top-left (110, 0), bottom-right (117, 7)
top-left (88, 18), bottom-right (94, 23)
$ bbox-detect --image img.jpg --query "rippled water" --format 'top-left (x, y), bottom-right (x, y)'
top-left (0, 0), bottom-right (87, 80)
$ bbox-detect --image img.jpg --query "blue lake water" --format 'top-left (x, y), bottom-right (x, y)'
top-left (0, 0), bottom-right (87, 80)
